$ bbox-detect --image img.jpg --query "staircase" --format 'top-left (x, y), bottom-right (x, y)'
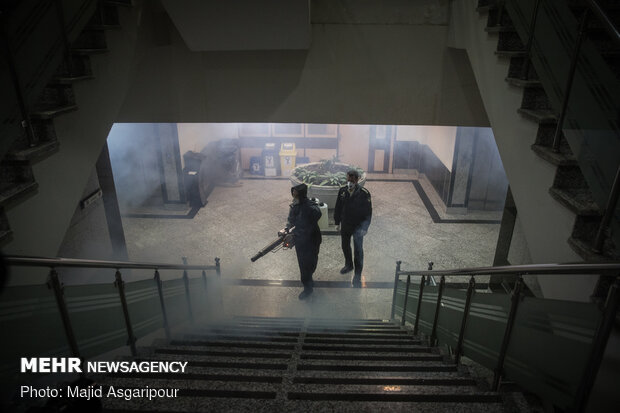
top-left (0, 0), bottom-right (132, 245)
top-left (87, 316), bottom-right (525, 412)
top-left (476, 0), bottom-right (620, 261)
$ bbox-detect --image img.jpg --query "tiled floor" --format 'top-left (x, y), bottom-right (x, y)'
top-left (121, 175), bottom-right (503, 320)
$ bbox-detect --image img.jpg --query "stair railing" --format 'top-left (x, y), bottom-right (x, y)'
top-left (0, 7), bottom-right (36, 147)
top-left (3, 255), bottom-right (221, 360)
top-left (391, 260), bottom-right (619, 411)
top-left (0, 0), bottom-right (98, 159)
top-left (505, 0), bottom-right (620, 255)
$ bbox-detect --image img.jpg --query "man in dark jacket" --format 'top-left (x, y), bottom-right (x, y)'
top-left (334, 169), bottom-right (372, 286)
top-left (285, 183), bottom-right (322, 299)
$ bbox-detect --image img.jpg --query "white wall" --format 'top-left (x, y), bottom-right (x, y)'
top-left (117, 1), bottom-right (456, 126)
top-left (396, 125), bottom-right (457, 171)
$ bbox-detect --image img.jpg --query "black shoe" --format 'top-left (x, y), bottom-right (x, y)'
top-left (351, 275), bottom-right (362, 287)
top-left (298, 289), bottom-right (313, 300)
top-left (340, 266), bottom-right (353, 274)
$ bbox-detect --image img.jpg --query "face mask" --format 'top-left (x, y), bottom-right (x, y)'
top-left (347, 181), bottom-right (354, 189)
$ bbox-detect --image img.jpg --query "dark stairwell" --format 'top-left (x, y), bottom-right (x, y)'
top-left (0, 0), bottom-right (132, 245)
top-left (476, 0), bottom-right (620, 262)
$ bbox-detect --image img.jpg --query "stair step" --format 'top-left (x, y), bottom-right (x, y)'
top-left (301, 344), bottom-right (430, 352)
top-left (288, 384), bottom-right (483, 395)
top-left (105, 0), bottom-right (133, 7)
top-left (50, 74), bottom-right (96, 84)
top-left (7, 141), bottom-right (59, 161)
top-left (506, 76), bottom-right (542, 88)
top-left (495, 50), bottom-right (526, 58)
top-left (85, 24), bottom-right (122, 31)
top-left (300, 353), bottom-right (442, 362)
top-left (200, 326), bottom-right (409, 338)
top-left (306, 327), bottom-right (407, 334)
top-left (170, 339), bottom-right (296, 350)
top-left (286, 392), bottom-right (502, 403)
top-left (30, 105), bottom-right (78, 120)
top-left (485, 26), bottom-right (515, 33)
top-left (548, 187), bottom-right (600, 215)
top-left (303, 337), bottom-right (421, 345)
top-left (476, 4), bottom-right (496, 13)
top-left (305, 332), bottom-right (411, 339)
top-left (108, 399), bottom-right (507, 412)
top-left (293, 376), bottom-right (476, 386)
top-left (103, 372), bottom-right (282, 383)
top-left (183, 333), bottom-right (299, 343)
top-left (200, 327), bottom-right (301, 336)
top-left (296, 364), bottom-right (455, 372)
top-left (517, 108), bottom-right (557, 123)
top-left (568, 236), bottom-right (620, 261)
top-left (0, 181), bottom-right (38, 206)
top-left (154, 347), bottom-right (292, 359)
top-left (71, 48), bottom-right (110, 55)
top-left (531, 144), bottom-right (577, 166)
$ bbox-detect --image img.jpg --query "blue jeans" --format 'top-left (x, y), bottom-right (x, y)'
top-left (341, 229), bottom-right (364, 276)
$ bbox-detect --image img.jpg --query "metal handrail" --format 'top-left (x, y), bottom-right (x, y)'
top-left (6, 255), bottom-right (218, 272)
top-left (4, 255), bottom-right (221, 358)
top-left (396, 261), bottom-right (620, 277)
top-left (585, 0), bottom-right (620, 47)
top-left (391, 259), bottom-right (619, 410)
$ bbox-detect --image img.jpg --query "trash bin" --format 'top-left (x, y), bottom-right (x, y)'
top-left (317, 200), bottom-right (329, 230)
top-left (249, 156), bottom-right (262, 175)
top-left (262, 143), bottom-right (280, 176)
top-left (279, 143), bottom-right (297, 177)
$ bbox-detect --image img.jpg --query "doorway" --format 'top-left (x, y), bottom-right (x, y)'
top-left (368, 125), bottom-right (391, 173)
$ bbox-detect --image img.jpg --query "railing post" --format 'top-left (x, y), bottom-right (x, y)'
top-left (114, 270), bottom-right (137, 356)
top-left (495, 0), bottom-right (506, 28)
top-left (54, 0), bottom-right (74, 75)
top-left (593, 165), bottom-right (620, 253)
top-left (47, 268), bottom-right (80, 358)
top-left (430, 275), bottom-right (446, 347)
top-left (390, 260), bottom-right (402, 320)
top-left (427, 261), bottom-right (434, 286)
top-left (215, 257), bottom-right (222, 306)
top-left (182, 257), bottom-right (194, 324)
top-left (552, 9), bottom-right (590, 153)
top-left (520, 0), bottom-right (541, 80)
top-left (413, 275), bottom-right (426, 335)
top-left (401, 274), bottom-right (411, 326)
top-left (202, 269), bottom-right (208, 292)
top-left (154, 270), bottom-right (171, 340)
top-left (492, 275), bottom-right (524, 391)
top-left (455, 276), bottom-right (475, 365)
top-left (573, 277), bottom-right (620, 412)
top-left (0, 11), bottom-right (37, 147)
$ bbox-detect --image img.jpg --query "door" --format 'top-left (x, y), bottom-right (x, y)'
top-left (368, 125), bottom-right (391, 173)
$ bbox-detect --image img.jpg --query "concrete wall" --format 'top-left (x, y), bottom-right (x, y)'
top-left (448, 0), bottom-right (592, 301)
top-left (115, 0), bottom-right (486, 127)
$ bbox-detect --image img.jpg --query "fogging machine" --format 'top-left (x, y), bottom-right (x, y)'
top-left (251, 227), bottom-right (295, 262)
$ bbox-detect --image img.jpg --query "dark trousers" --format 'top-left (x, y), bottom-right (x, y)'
top-left (295, 242), bottom-right (320, 290)
top-left (341, 229), bottom-right (364, 276)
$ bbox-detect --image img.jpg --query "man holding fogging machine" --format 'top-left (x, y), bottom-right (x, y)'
top-left (284, 183), bottom-right (322, 300)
